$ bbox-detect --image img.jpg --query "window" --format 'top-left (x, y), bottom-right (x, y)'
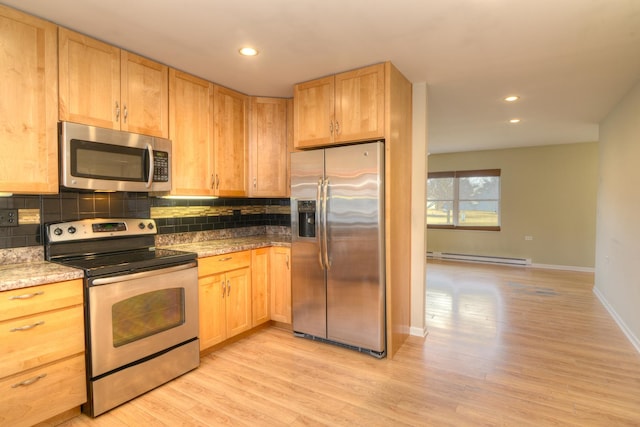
top-left (427, 169), bottom-right (501, 230)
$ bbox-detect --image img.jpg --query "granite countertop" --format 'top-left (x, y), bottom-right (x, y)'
top-left (0, 234), bottom-right (291, 292)
top-left (0, 261), bottom-right (85, 292)
top-left (162, 235), bottom-right (291, 258)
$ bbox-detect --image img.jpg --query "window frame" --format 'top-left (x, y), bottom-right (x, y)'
top-left (427, 168), bottom-right (501, 231)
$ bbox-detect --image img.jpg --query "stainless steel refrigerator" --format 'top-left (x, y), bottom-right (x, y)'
top-left (290, 141), bottom-right (385, 357)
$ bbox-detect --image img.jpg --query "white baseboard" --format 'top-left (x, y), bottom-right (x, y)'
top-left (410, 326), bottom-right (428, 338)
top-left (531, 263), bottom-right (595, 273)
top-left (593, 287), bottom-right (640, 354)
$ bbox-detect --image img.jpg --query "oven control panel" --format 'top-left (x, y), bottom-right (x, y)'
top-left (47, 218), bottom-right (157, 243)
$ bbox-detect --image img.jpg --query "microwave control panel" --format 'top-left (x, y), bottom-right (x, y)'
top-left (153, 151), bottom-right (169, 182)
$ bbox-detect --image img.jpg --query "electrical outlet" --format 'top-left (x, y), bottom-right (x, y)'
top-left (524, 235), bottom-right (533, 241)
top-left (0, 209), bottom-right (19, 227)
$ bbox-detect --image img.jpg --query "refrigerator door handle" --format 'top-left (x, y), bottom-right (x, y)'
top-left (317, 178), bottom-right (325, 270)
top-left (322, 178), bottom-right (331, 270)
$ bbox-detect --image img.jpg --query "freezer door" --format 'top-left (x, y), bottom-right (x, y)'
top-left (291, 149), bottom-right (327, 338)
top-left (325, 142), bottom-right (385, 352)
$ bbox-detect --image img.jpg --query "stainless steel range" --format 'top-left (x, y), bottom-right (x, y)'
top-left (45, 218), bottom-right (200, 417)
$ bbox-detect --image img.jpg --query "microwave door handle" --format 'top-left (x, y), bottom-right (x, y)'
top-left (145, 143), bottom-right (154, 188)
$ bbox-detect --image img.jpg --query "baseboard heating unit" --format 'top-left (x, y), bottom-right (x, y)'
top-left (427, 251), bottom-right (531, 266)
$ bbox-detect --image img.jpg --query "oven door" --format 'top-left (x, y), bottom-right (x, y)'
top-left (87, 262), bottom-right (198, 377)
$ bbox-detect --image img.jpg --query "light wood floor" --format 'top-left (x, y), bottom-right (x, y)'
top-left (59, 260), bottom-right (640, 426)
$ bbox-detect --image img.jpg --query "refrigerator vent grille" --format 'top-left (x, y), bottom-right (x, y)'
top-left (293, 332), bottom-right (386, 359)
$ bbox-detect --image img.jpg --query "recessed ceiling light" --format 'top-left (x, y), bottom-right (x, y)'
top-left (239, 47), bottom-right (258, 56)
top-left (509, 118), bottom-right (521, 123)
top-left (504, 96), bottom-right (520, 102)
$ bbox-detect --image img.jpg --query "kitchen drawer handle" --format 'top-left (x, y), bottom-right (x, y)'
top-left (10, 321), bottom-right (44, 332)
top-left (9, 291), bottom-right (44, 300)
top-left (218, 257), bottom-right (232, 262)
top-left (12, 373), bottom-right (46, 388)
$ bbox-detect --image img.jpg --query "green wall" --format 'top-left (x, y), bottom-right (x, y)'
top-left (595, 79), bottom-right (640, 348)
top-left (427, 142), bottom-right (598, 268)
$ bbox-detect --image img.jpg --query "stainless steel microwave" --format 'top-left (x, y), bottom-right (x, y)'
top-left (59, 122), bottom-right (172, 192)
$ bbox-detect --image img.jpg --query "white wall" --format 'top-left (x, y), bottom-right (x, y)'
top-left (595, 79), bottom-right (640, 351)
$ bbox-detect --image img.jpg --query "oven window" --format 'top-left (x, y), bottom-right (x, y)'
top-left (71, 139), bottom-right (145, 181)
top-left (112, 288), bottom-right (185, 347)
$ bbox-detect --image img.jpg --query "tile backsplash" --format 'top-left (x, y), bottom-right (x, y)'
top-left (0, 192), bottom-right (290, 249)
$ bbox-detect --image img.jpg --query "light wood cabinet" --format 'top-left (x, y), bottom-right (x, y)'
top-left (59, 28), bottom-right (169, 138)
top-left (249, 97), bottom-right (289, 197)
top-left (0, 279), bottom-right (86, 427)
top-left (198, 251), bottom-right (252, 350)
top-left (270, 247), bottom-right (291, 324)
top-left (169, 69), bottom-right (215, 196)
top-left (0, 6), bottom-right (58, 194)
top-left (251, 248), bottom-right (270, 326)
top-left (294, 63), bottom-right (385, 148)
top-left (213, 85), bottom-right (248, 197)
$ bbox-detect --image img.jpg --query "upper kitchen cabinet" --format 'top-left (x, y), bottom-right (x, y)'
top-left (59, 28), bottom-right (169, 138)
top-left (249, 97), bottom-right (289, 197)
top-left (294, 63), bottom-right (384, 149)
top-left (169, 69), bottom-right (215, 196)
top-left (0, 6), bottom-right (58, 194)
top-left (213, 85), bottom-right (248, 197)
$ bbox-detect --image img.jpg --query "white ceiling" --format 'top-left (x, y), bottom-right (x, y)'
top-left (4, 0), bottom-right (640, 154)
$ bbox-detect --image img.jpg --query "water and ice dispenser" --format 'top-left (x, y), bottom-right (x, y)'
top-left (297, 200), bottom-right (316, 238)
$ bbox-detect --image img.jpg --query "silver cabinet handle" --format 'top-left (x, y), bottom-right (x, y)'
top-left (286, 254), bottom-right (290, 270)
top-left (115, 101), bottom-right (120, 121)
top-left (335, 121), bottom-right (340, 135)
top-left (210, 174), bottom-right (215, 189)
top-left (123, 104), bottom-right (128, 123)
top-left (221, 280), bottom-right (226, 298)
top-left (329, 121), bottom-right (333, 135)
top-left (227, 280), bottom-right (231, 296)
top-left (253, 178), bottom-right (257, 189)
top-left (215, 174), bottom-right (220, 190)
top-left (218, 257), bottom-right (232, 262)
top-left (12, 373), bottom-right (46, 388)
top-left (10, 321), bottom-right (44, 332)
top-left (9, 291), bottom-right (44, 300)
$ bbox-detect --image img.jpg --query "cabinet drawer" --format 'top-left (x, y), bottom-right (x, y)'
top-left (0, 279), bottom-right (83, 322)
top-left (0, 305), bottom-right (85, 378)
top-left (198, 251), bottom-right (251, 277)
top-left (0, 354), bottom-right (86, 427)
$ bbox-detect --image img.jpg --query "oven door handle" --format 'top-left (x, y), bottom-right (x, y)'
top-left (91, 261), bottom-right (197, 286)
top-left (145, 142), bottom-right (155, 189)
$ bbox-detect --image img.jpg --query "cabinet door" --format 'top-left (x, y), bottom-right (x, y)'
top-left (225, 267), bottom-right (251, 338)
top-left (121, 51), bottom-right (169, 138)
top-left (213, 85), bottom-right (248, 197)
top-left (270, 247), bottom-right (291, 324)
top-left (293, 76), bottom-right (334, 149)
top-left (334, 63), bottom-right (385, 143)
top-left (59, 28), bottom-right (120, 130)
top-left (249, 97), bottom-right (288, 197)
top-left (198, 273), bottom-right (226, 349)
top-left (251, 248), bottom-right (270, 326)
top-left (169, 69), bottom-right (215, 196)
top-left (0, 6), bottom-right (58, 194)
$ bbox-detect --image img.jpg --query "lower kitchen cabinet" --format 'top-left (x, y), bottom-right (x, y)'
top-left (0, 279), bottom-right (86, 427)
top-left (270, 247), bottom-right (291, 324)
top-left (198, 251), bottom-right (252, 350)
top-left (251, 248), bottom-right (270, 326)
